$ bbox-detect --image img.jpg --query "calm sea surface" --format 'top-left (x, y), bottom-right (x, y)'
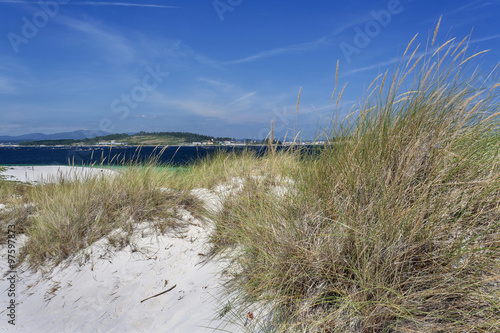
top-left (0, 146), bottom-right (270, 166)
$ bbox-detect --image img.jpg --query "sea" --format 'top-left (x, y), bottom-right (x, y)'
top-left (0, 145), bottom-right (271, 166)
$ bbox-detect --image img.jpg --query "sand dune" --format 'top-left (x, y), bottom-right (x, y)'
top-left (0, 167), bottom-right (239, 332)
top-left (1, 218), bottom-right (235, 332)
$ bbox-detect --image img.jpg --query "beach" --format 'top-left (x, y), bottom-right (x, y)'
top-left (0, 165), bottom-right (116, 184)
top-left (0, 166), bottom-right (238, 332)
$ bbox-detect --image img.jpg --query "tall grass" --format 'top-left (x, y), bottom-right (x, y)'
top-left (7, 162), bottom-right (201, 269)
top-left (210, 30), bottom-right (500, 331)
top-left (1, 148), bottom-right (301, 270)
top-left (175, 148), bottom-right (303, 191)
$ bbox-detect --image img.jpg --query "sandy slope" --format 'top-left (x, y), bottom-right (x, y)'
top-left (0, 167), bottom-right (240, 332)
top-left (1, 218), bottom-right (236, 332)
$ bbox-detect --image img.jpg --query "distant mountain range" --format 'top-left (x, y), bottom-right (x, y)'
top-left (0, 130), bottom-right (110, 143)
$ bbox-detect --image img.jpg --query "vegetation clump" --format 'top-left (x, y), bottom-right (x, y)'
top-left (209, 29), bottom-right (500, 332)
top-left (0, 163), bottom-right (202, 269)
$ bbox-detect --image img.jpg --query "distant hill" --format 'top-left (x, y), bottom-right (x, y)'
top-left (18, 131), bottom-right (236, 146)
top-left (0, 130), bottom-right (109, 143)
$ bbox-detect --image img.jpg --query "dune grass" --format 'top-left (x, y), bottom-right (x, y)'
top-left (177, 148), bottom-right (303, 190)
top-left (0, 163), bottom-right (203, 269)
top-left (0, 149), bottom-right (300, 270)
top-left (209, 30), bottom-right (500, 332)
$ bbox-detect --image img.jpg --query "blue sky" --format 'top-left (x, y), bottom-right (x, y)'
top-left (0, 0), bottom-right (499, 139)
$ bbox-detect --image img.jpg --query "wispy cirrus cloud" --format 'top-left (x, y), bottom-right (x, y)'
top-left (332, 15), bottom-right (374, 36)
top-left (469, 34), bottom-right (500, 44)
top-left (56, 15), bottom-right (136, 64)
top-left (197, 77), bottom-right (233, 91)
top-left (0, 0), bottom-right (180, 8)
top-left (419, 1), bottom-right (495, 26)
top-left (228, 91), bottom-right (258, 106)
top-left (342, 33), bottom-right (500, 77)
top-left (341, 47), bottom-right (439, 77)
top-left (226, 37), bottom-right (327, 65)
top-left (442, 0), bottom-right (489, 17)
top-left (73, 2), bottom-right (181, 9)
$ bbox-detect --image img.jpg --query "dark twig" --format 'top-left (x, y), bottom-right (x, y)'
top-left (140, 284), bottom-right (177, 303)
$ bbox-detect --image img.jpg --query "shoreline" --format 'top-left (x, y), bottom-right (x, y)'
top-left (0, 165), bottom-right (117, 183)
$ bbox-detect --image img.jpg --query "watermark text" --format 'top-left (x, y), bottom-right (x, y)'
top-left (5, 225), bottom-right (17, 326)
top-left (99, 65), bottom-right (169, 133)
top-left (213, 0), bottom-right (243, 21)
top-left (340, 0), bottom-right (405, 63)
top-left (7, 0), bottom-right (69, 54)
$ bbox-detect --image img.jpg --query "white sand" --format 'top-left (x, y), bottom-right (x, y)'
top-left (0, 165), bottom-right (116, 184)
top-left (0, 168), bottom-right (243, 332)
top-left (0, 217), bottom-right (237, 332)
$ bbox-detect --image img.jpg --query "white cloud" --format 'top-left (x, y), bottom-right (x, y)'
top-left (341, 33), bottom-right (500, 78)
top-left (442, 0), bottom-right (487, 17)
top-left (74, 2), bottom-right (181, 9)
top-left (469, 34), bottom-right (500, 44)
top-left (228, 91), bottom-right (258, 106)
top-left (226, 37), bottom-right (327, 64)
top-left (332, 15), bottom-right (374, 36)
top-left (0, 0), bottom-right (180, 8)
top-left (56, 16), bottom-right (136, 63)
top-left (341, 56), bottom-right (401, 77)
top-left (197, 77), bottom-right (233, 91)
top-left (419, 1), bottom-right (496, 26)
top-left (147, 87), bottom-right (278, 125)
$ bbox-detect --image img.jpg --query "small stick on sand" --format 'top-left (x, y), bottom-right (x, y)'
top-left (140, 284), bottom-right (177, 303)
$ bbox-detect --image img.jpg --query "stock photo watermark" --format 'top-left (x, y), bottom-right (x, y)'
top-left (339, 0), bottom-right (406, 64)
top-left (99, 65), bottom-right (169, 133)
top-left (213, 0), bottom-right (243, 22)
top-left (7, 0), bottom-right (69, 54)
top-left (5, 224), bottom-right (17, 326)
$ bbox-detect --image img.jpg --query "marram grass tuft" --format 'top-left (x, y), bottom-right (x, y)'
top-left (210, 28), bottom-right (500, 332)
